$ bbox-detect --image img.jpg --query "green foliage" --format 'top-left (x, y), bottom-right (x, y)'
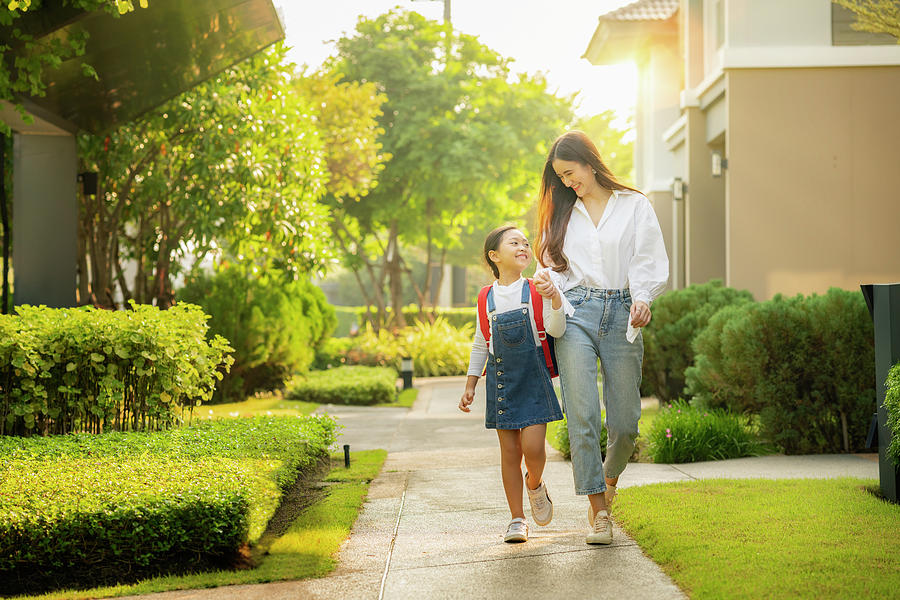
top-left (647, 400), bottom-right (765, 463)
top-left (686, 289), bottom-right (875, 454)
top-left (0, 415), bottom-right (336, 596)
top-left (642, 280), bottom-right (754, 403)
top-left (883, 361), bottom-right (900, 467)
top-left (338, 317), bottom-right (474, 376)
top-left (356, 304), bottom-right (475, 331)
top-left (286, 366), bottom-right (396, 406)
top-left (546, 412), bottom-right (606, 461)
top-left (312, 336), bottom-right (355, 370)
top-left (0, 302), bottom-right (232, 435)
top-left (178, 269), bottom-right (335, 403)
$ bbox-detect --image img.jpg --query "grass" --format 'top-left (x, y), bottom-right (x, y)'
top-left (13, 450), bottom-right (387, 600)
top-left (196, 393), bottom-right (319, 420)
top-left (377, 387), bottom-right (418, 408)
top-left (614, 477), bottom-right (900, 599)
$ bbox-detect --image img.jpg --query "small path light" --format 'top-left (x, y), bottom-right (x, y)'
top-left (401, 356), bottom-right (414, 390)
top-left (343, 444), bottom-right (351, 468)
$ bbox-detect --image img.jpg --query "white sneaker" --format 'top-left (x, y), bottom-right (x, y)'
top-left (525, 474), bottom-right (553, 526)
top-left (586, 510), bottom-right (613, 545)
top-left (504, 518), bottom-right (528, 543)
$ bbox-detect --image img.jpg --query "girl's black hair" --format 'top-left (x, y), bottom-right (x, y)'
top-left (483, 225), bottom-right (518, 279)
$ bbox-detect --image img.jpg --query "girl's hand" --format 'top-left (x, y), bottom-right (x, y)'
top-left (459, 390), bottom-right (475, 413)
top-left (533, 271), bottom-right (558, 300)
top-left (630, 300), bottom-right (652, 327)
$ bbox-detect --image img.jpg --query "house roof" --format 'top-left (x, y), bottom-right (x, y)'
top-left (600, 0), bottom-right (679, 22)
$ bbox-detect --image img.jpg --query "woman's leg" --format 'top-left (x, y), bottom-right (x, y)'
top-left (521, 424), bottom-right (547, 489)
top-left (496, 429), bottom-right (525, 519)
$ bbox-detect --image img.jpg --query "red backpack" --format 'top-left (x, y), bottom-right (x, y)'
top-left (477, 279), bottom-right (559, 379)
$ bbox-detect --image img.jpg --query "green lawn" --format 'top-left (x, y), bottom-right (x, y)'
top-left (196, 394), bottom-right (319, 420)
top-left (17, 450), bottom-right (387, 600)
top-left (614, 477), bottom-right (900, 599)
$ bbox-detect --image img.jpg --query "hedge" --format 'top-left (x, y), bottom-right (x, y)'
top-left (686, 288), bottom-right (874, 454)
top-left (287, 366), bottom-right (397, 405)
top-left (179, 270), bottom-right (336, 403)
top-left (0, 302), bottom-right (233, 436)
top-left (0, 415), bottom-right (337, 595)
top-left (884, 361), bottom-right (900, 467)
top-left (641, 280), bottom-right (754, 403)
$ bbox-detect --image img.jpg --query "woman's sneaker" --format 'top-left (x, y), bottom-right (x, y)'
top-left (586, 509), bottom-right (613, 545)
top-left (504, 518), bottom-right (528, 543)
top-left (525, 474), bottom-right (553, 526)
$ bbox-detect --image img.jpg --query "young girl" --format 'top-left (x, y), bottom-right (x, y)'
top-left (459, 225), bottom-right (566, 543)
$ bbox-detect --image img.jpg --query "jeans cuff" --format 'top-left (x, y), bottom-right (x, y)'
top-left (576, 484), bottom-right (607, 496)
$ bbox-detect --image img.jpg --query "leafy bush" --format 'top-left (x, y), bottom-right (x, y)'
top-left (882, 361), bottom-right (900, 467)
top-left (336, 317), bottom-right (474, 376)
top-left (355, 304), bottom-right (475, 331)
top-left (312, 336), bottom-right (355, 370)
top-left (286, 366), bottom-right (396, 405)
top-left (179, 269), bottom-right (336, 402)
top-left (549, 413), bottom-right (606, 461)
top-left (0, 415), bottom-right (336, 595)
top-left (686, 289), bottom-right (875, 454)
top-left (0, 302), bottom-right (232, 436)
top-left (642, 280), bottom-right (754, 403)
top-left (647, 400), bottom-right (765, 463)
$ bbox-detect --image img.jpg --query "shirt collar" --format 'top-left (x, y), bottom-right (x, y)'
top-left (573, 189), bottom-right (619, 228)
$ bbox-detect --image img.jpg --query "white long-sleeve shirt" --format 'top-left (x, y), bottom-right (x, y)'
top-left (466, 277), bottom-right (566, 377)
top-left (553, 189), bottom-right (669, 306)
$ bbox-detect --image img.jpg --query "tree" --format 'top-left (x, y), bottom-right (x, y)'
top-left (573, 110), bottom-right (635, 187)
top-left (328, 9), bottom-right (572, 326)
top-left (833, 0), bottom-right (900, 41)
top-left (76, 43), bottom-right (333, 308)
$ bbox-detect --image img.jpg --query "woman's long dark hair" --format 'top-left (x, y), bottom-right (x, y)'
top-left (535, 131), bottom-right (639, 272)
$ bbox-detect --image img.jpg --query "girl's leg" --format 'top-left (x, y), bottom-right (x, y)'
top-left (521, 424), bottom-right (547, 490)
top-left (496, 429), bottom-right (525, 519)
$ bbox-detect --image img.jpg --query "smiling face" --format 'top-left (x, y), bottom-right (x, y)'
top-left (488, 229), bottom-right (532, 277)
top-left (551, 158), bottom-right (597, 199)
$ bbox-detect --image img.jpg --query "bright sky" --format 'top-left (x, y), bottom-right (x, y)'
top-left (272, 0), bottom-right (637, 120)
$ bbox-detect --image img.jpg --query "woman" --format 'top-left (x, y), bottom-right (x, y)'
top-left (533, 130), bottom-right (668, 545)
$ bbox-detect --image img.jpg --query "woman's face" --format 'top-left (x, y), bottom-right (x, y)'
top-left (490, 229), bottom-right (532, 273)
top-left (551, 158), bottom-right (596, 198)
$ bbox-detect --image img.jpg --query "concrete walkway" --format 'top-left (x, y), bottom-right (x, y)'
top-left (124, 377), bottom-right (879, 600)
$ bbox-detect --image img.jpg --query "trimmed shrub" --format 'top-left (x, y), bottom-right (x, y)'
top-left (686, 289), bottom-right (875, 454)
top-left (647, 400), bottom-right (765, 463)
top-left (179, 269), bottom-right (336, 402)
top-left (641, 280), bottom-right (754, 403)
top-left (0, 303), bottom-right (233, 436)
top-left (882, 361), bottom-right (900, 467)
top-left (287, 366), bottom-right (397, 405)
top-left (312, 336), bottom-right (355, 370)
top-left (550, 413), bottom-right (607, 461)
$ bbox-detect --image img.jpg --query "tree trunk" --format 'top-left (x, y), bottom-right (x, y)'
top-left (432, 247), bottom-right (448, 309)
top-left (0, 133), bottom-right (10, 314)
top-left (385, 222), bottom-right (405, 329)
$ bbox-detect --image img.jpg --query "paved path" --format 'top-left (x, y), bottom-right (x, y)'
top-left (124, 377), bottom-right (878, 600)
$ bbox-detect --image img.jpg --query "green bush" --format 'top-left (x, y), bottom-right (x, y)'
top-left (179, 269), bottom-right (336, 402)
top-left (641, 280), bottom-right (754, 403)
top-left (336, 317), bottom-right (474, 376)
top-left (312, 336), bottom-right (355, 370)
top-left (647, 400), bottom-right (765, 463)
top-left (882, 361), bottom-right (900, 467)
top-left (686, 289), bottom-right (875, 454)
top-left (287, 366), bottom-right (396, 405)
top-left (0, 302), bottom-right (233, 436)
top-left (0, 415), bottom-right (336, 595)
top-left (355, 304), bottom-right (475, 331)
top-left (550, 413), bottom-right (609, 461)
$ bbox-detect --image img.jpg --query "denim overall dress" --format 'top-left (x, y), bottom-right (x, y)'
top-left (484, 281), bottom-right (563, 430)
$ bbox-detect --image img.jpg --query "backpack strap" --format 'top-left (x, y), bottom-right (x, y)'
top-left (527, 278), bottom-right (559, 378)
top-left (477, 284), bottom-right (492, 344)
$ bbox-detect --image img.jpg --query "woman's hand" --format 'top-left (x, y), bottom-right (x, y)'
top-left (630, 300), bottom-right (652, 327)
top-left (533, 271), bottom-right (558, 299)
top-left (459, 389), bottom-right (475, 413)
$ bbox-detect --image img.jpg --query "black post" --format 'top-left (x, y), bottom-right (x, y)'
top-left (861, 283), bottom-right (900, 502)
top-left (343, 444), bottom-right (350, 468)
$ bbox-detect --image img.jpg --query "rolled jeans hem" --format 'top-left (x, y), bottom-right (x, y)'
top-left (575, 485), bottom-right (608, 496)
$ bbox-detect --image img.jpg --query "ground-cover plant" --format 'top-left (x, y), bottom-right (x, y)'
top-left (641, 280), bottom-right (754, 403)
top-left (614, 478), bottom-right (898, 599)
top-left (178, 269), bottom-right (335, 403)
top-left (0, 302), bottom-right (233, 435)
top-left (335, 317), bottom-right (474, 376)
top-left (12, 450), bottom-right (387, 600)
top-left (286, 366), bottom-right (396, 405)
top-left (884, 361), bottom-right (900, 467)
top-left (686, 288), bottom-right (874, 454)
top-left (647, 400), bottom-right (767, 463)
top-left (0, 416), bottom-right (337, 595)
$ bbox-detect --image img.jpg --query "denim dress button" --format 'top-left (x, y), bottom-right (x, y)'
top-left (497, 371), bottom-right (503, 376)
top-left (497, 383), bottom-right (503, 389)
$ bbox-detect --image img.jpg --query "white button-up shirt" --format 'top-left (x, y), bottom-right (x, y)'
top-left (548, 189), bottom-right (669, 306)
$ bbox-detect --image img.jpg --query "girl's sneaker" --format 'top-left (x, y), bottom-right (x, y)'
top-left (525, 474), bottom-right (553, 526)
top-left (586, 509), bottom-right (613, 545)
top-left (504, 518), bottom-right (528, 543)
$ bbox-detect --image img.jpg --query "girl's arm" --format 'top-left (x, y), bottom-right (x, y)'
top-left (541, 279), bottom-right (567, 338)
top-left (461, 307), bottom-right (488, 412)
top-left (459, 375), bottom-right (479, 412)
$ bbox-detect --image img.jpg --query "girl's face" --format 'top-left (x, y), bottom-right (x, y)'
top-left (489, 229), bottom-right (532, 274)
top-left (551, 158), bottom-right (596, 198)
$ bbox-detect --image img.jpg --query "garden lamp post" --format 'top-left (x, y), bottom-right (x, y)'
top-left (401, 356), bottom-right (414, 390)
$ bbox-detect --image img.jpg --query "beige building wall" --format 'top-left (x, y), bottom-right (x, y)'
top-left (727, 67), bottom-right (900, 300)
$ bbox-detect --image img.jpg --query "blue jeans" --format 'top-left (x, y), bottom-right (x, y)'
top-left (556, 287), bottom-right (643, 495)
